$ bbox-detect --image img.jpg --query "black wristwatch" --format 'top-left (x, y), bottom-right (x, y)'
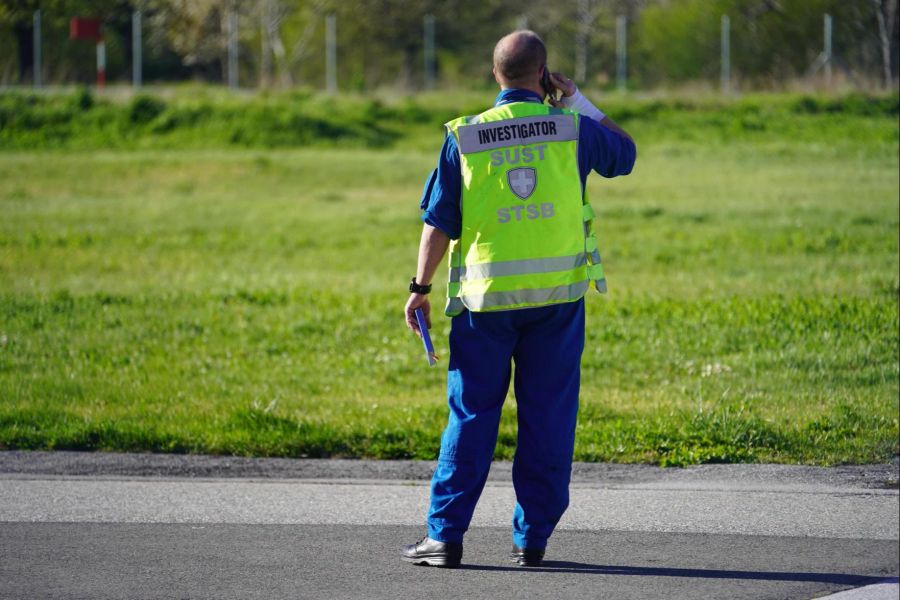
top-left (409, 277), bottom-right (432, 294)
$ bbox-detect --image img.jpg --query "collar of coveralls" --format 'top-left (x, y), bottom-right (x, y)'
top-left (494, 88), bottom-right (543, 106)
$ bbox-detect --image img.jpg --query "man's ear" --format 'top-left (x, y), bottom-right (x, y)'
top-left (492, 66), bottom-right (501, 85)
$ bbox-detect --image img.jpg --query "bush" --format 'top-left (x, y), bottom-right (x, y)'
top-left (0, 88), bottom-right (896, 151)
top-left (67, 87), bottom-right (95, 112)
top-left (128, 95), bottom-right (166, 124)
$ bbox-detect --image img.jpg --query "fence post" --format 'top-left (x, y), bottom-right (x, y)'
top-left (260, 0), bottom-right (271, 87)
top-left (574, 0), bottom-right (591, 84)
top-left (823, 13), bottom-right (832, 87)
top-left (33, 9), bottom-right (42, 88)
top-left (132, 9), bottom-right (142, 88)
top-left (325, 14), bottom-right (336, 93)
top-left (720, 14), bottom-right (730, 94)
top-left (97, 38), bottom-right (106, 88)
top-left (424, 14), bottom-right (435, 90)
top-left (227, 8), bottom-right (239, 89)
top-left (616, 15), bottom-right (627, 91)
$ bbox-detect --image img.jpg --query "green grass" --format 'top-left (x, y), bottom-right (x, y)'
top-left (0, 89), bottom-right (897, 465)
top-left (2, 87), bottom-right (897, 151)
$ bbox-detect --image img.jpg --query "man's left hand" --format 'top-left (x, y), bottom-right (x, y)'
top-left (548, 72), bottom-right (576, 107)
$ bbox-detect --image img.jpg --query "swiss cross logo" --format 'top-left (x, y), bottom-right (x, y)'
top-left (507, 167), bottom-right (537, 200)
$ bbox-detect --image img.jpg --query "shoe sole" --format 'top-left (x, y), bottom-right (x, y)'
top-left (510, 555), bottom-right (543, 567)
top-left (401, 554), bottom-right (462, 568)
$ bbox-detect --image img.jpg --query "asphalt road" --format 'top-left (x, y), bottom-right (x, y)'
top-left (1, 451), bottom-right (898, 600)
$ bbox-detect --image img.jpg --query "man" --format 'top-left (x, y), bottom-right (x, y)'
top-left (402, 30), bottom-right (636, 568)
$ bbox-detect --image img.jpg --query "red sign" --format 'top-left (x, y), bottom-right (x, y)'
top-left (70, 18), bottom-right (102, 40)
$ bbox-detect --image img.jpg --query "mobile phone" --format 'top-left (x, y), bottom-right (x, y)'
top-left (541, 68), bottom-right (557, 102)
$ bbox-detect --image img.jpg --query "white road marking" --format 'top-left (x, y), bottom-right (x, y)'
top-left (814, 578), bottom-right (899, 599)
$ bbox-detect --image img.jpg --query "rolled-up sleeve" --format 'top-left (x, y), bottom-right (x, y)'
top-left (578, 117), bottom-right (636, 180)
top-left (420, 133), bottom-right (462, 240)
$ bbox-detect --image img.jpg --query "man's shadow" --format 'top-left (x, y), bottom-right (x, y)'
top-left (460, 561), bottom-right (897, 586)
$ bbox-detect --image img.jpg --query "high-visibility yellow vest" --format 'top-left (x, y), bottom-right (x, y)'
top-left (444, 101), bottom-right (606, 316)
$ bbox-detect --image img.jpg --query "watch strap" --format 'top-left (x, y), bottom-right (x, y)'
top-left (409, 278), bottom-right (432, 294)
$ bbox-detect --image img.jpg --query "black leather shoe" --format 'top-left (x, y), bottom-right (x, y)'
top-left (510, 545), bottom-right (545, 567)
top-left (401, 537), bottom-right (463, 568)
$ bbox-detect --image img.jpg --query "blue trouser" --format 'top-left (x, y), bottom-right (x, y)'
top-left (426, 299), bottom-right (584, 549)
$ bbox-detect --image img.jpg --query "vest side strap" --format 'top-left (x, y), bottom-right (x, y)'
top-left (582, 204), bottom-right (595, 221)
top-left (587, 264), bottom-right (605, 280)
top-left (450, 247), bottom-right (462, 268)
top-left (445, 297), bottom-right (465, 316)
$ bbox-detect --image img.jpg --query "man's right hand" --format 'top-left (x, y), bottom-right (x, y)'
top-left (405, 293), bottom-right (431, 337)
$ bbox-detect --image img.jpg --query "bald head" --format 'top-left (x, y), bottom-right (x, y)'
top-left (493, 30), bottom-right (547, 88)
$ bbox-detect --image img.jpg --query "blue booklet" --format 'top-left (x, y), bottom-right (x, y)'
top-left (414, 308), bottom-right (438, 366)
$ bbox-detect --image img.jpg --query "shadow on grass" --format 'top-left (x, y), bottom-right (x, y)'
top-left (459, 562), bottom-right (897, 586)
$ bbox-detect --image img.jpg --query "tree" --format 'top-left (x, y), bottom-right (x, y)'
top-left (1, 0), bottom-right (50, 82)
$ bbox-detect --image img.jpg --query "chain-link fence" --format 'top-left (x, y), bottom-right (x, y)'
top-left (1, 0), bottom-right (897, 92)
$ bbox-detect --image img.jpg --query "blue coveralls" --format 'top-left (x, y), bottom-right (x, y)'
top-left (420, 89), bottom-right (636, 550)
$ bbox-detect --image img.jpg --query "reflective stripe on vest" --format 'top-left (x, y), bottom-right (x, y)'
top-left (461, 281), bottom-right (589, 312)
top-left (450, 253), bottom-right (587, 282)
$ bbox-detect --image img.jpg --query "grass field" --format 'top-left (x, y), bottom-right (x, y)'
top-left (1, 89), bottom-right (897, 465)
